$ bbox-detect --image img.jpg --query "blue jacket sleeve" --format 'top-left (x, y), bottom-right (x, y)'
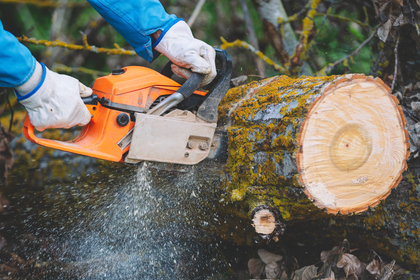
top-left (0, 20), bottom-right (37, 88)
top-left (86, 0), bottom-right (178, 62)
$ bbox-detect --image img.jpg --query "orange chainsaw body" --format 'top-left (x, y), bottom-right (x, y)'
top-left (23, 66), bottom-right (206, 162)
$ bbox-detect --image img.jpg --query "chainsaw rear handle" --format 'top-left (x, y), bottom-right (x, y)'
top-left (22, 101), bottom-right (127, 162)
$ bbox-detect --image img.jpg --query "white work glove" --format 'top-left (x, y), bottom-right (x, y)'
top-left (154, 20), bottom-right (216, 86)
top-left (15, 62), bottom-right (92, 132)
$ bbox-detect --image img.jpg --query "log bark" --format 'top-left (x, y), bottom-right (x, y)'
top-left (4, 74), bottom-right (420, 272)
top-left (219, 73), bottom-right (408, 214)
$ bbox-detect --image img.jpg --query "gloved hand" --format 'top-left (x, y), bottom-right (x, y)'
top-left (154, 20), bottom-right (216, 86)
top-left (15, 62), bottom-right (92, 132)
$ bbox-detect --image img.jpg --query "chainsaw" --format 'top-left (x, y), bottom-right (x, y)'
top-left (23, 49), bottom-right (232, 165)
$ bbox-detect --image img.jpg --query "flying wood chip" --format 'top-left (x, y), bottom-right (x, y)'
top-left (297, 75), bottom-right (409, 214)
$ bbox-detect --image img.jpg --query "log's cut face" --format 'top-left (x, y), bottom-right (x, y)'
top-left (297, 75), bottom-right (409, 214)
top-left (252, 209), bottom-right (276, 234)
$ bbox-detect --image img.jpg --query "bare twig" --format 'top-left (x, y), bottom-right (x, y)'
top-left (316, 13), bottom-right (371, 28)
top-left (280, 10), bottom-right (370, 29)
top-left (381, 260), bottom-right (395, 280)
top-left (312, 5), bottom-right (333, 42)
top-left (239, 0), bottom-right (266, 77)
top-left (52, 63), bottom-right (108, 77)
top-left (61, 18), bottom-right (108, 66)
top-left (316, 29), bottom-right (377, 76)
top-left (187, 0), bottom-right (206, 27)
top-left (17, 35), bottom-right (136, 56)
top-left (407, 0), bottom-right (420, 35)
top-left (289, 0), bottom-right (321, 74)
top-left (391, 34), bottom-right (400, 94)
top-left (220, 37), bottom-right (289, 74)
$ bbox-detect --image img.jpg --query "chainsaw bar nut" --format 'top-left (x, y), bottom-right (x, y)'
top-left (199, 141), bottom-right (209, 151)
top-left (187, 141), bottom-right (195, 149)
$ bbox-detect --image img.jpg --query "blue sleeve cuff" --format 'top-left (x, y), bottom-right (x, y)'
top-left (16, 63), bottom-right (47, 102)
top-left (152, 18), bottom-right (184, 48)
top-left (151, 18), bottom-right (184, 61)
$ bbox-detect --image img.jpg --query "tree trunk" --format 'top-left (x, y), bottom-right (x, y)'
top-left (4, 74), bottom-right (420, 272)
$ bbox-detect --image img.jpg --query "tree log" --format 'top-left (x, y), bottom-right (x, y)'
top-left (4, 74), bottom-right (420, 273)
top-left (219, 73), bottom-right (408, 215)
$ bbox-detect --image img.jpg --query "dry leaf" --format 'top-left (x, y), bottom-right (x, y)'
top-left (366, 259), bottom-right (381, 277)
top-left (367, 259), bottom-right (405, 280)
top-left (320, 246), bottom-right (339, 262)
top-left (294, 265), bottom-right (318, 280)
top-left (392, 264), bottom-right (405, 276)
top-left (378, 19), bottom-right (392, 42)
top-left (266, 261), bottom-right (280, 279)
top-left (258, 249), bottom-right (283, 264)
top-left (336, 253), bottom-right (364, 278)
top-left (411, 101), bottom-right (420, 115)
top-left (248, 258), bottom-right (265, 279)
top-left (257, 250), bottom-right (283, 279)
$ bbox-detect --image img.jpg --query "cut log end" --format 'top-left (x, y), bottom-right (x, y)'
top-left (251, 206), bottom-right (285, 240)
top-left (252, 209), bottom-right (276, 234)
top-left (297, 75), bottom-right (410, 214)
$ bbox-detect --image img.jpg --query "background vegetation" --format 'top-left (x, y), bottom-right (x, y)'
top-left (0, 0), bottom-right (380, 86)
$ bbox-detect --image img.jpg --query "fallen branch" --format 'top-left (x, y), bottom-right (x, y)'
top-left (391, 33), bottom-right (400, 94)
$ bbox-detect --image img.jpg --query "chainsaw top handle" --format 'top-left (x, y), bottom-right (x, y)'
top-left (175, 72), bottom-right (205, 100)
top-left (159, 49), bottom-right (232, 122)
top-left (160, 59), bottom-right (206, 101)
